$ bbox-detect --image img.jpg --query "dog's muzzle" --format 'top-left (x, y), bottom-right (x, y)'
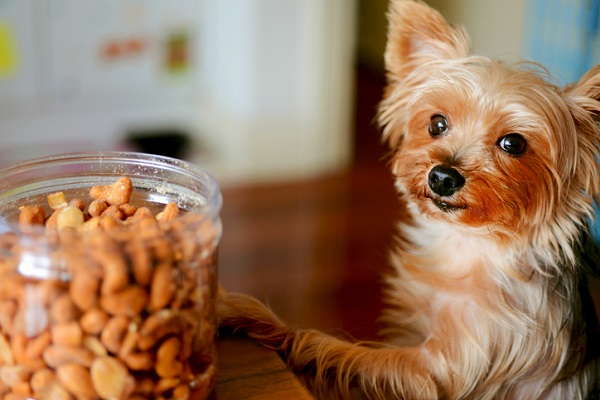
top-left (428, 165), bottom-right (465, 197)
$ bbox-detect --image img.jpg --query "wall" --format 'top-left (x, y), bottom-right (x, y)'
top-left (426, 0), bottom-right (526, 59)
top-left (197, 0), bottom-right (358, 184)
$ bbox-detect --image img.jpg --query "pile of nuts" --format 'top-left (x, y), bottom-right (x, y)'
top-left (0, 177), bottom-right (219, 399)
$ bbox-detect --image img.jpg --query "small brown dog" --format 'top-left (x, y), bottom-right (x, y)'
top-left (219, 1), bottom-right (600, 398)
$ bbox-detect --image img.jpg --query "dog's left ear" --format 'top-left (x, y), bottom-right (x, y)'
top-left (564, 65), bottom-right (600, 196)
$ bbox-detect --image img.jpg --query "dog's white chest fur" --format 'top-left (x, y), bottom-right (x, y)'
top-left (404, 216), bottom-right (504, 276)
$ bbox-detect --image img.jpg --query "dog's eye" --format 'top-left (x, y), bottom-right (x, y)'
top-left (498, 134), bottom-right (527, 155)
top-left (429, 115), bottom-right (449, 137)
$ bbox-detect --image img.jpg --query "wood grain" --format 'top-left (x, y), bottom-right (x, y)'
top-left (214, 332), bottom-right (313, 399)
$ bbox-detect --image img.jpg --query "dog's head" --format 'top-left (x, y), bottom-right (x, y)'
top-left (380, 0), bottom-right (600, 263)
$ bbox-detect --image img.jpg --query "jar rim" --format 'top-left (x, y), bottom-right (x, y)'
top-left (0, 151), bottom-right (223, 221)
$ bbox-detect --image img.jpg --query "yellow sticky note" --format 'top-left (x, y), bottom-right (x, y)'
top-left (0, 21), bottom-right (19, 78)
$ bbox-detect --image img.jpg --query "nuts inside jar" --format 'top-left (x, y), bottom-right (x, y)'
top-left (0, 177), bottom-right (219, 399)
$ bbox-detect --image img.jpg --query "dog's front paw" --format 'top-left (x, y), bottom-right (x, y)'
top-left (216, 284), bottom-right (240, 327)
top-left (216, 287), bottom-right (275, 327)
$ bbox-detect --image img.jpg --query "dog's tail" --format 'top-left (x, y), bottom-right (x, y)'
top-left (217, 290), bottom-right (439, 399)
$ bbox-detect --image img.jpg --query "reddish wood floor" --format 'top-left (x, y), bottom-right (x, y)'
top-left (218, 66), bottom-right (399, 340)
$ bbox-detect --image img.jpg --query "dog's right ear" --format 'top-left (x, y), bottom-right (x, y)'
top-left (384, 0), bottom-right (470, 83)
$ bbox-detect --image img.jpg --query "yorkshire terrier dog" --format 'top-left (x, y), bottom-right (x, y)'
top-left (219, 1), bottom-right (600, 398)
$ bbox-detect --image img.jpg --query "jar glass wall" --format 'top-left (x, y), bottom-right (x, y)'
top-left (0, 152), bottom-right (222, 399)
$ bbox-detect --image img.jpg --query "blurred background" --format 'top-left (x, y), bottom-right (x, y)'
top-left (0, 0), bottom-right (594, 179)
top-left (0, 0), bottom-right (355, 182)
top-left (1, 0), bottom-right (598, 338)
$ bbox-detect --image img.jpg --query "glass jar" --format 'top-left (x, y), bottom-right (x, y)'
top-left (0, 152), bottom-right (222, 399)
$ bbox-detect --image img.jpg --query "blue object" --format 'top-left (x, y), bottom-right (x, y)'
top-left (523, 0), bottom-right (600, 85)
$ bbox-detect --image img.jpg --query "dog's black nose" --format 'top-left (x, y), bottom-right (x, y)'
top-left (428, 165), bottom-right (465, 197)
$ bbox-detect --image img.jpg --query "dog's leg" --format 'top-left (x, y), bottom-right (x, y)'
top-left (218, 292), bottom-right (439, 399)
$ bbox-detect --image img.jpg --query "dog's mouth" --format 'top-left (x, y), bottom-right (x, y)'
top-left (427, 195), bottom-right (466, 212)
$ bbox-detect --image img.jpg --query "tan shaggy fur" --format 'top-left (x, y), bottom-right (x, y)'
top-left (218, 1), bottom-right (600, 398)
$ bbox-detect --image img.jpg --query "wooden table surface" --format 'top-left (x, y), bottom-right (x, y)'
top-left (211, 332), bottom-right (314, 399)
